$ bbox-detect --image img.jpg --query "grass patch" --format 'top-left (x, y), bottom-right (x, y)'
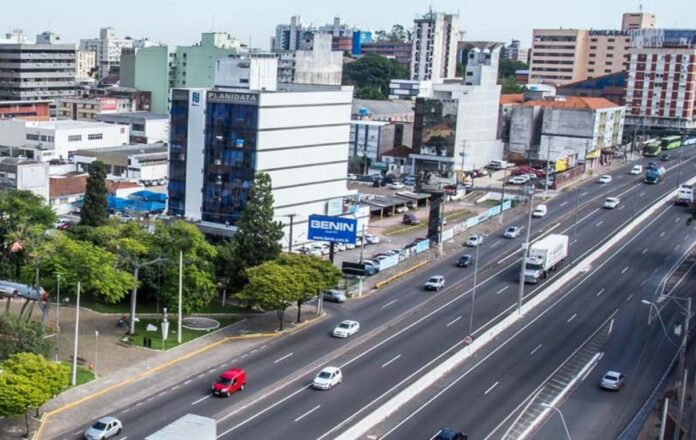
top-left (444, 208), bottom-right (474, 222)
top-left (123, 317), bottom-right (237, 351)
top-left (79, 296), bottom-right (255, 315)
top-left (384, 223), bottom-right (423, 236)
top-left (61, 362), bottom-right (96, 387)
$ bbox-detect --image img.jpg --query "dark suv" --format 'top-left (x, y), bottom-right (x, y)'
top-left (457, 255), bottom-right (473, 267)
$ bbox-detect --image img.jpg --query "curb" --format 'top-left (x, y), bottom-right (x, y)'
top-left (374, 260), bottom-right (430, 289)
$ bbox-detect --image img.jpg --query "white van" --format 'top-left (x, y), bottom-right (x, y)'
top-left (532, 204), bottom-right (548, 218)
top-left (488, 160), bottom-right (512, 170)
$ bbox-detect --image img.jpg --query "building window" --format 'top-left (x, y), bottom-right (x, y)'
top-left (26, 134), bottom-right (40, 141)
top-left (68, 135), bottom-right (82, 142)
top-left (87, 133), bottom-right (103, 140)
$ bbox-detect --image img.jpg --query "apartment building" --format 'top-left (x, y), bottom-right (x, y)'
top-left (276, 34), bottom-right (343, 86)
top-left (56, 96), bottom-right (132, 120)
top-left (75, 50), bottom-right (97, 79)
top-left (411, 11), bottom-right (459, 81)
top-left (80, 28), bottom-right (157, 79)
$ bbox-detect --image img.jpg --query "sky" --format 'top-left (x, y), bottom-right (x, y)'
top-left (1, 0), bottom-right (693, 49)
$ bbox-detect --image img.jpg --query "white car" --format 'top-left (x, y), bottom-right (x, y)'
top-left (603, 197), bottom-right (620, 209)
top-left (508, 176), bottom-right (528, 185)
top-left (333, 320), bottom-right (360, 338)
top-left (598, 175), bottom-right (612, 184)
top-left (364, 234), bottom-right (380, 244)
top-left (388, 182), bottom-right (405, 190)
top-left (600, 370), bottom-right (625, 390)
top-left (312, 366), bottom-right (343, 390)
top-left (504, 226), bottom-right (521, 239)
top-left (465, 235), bottom-right (483, 247)
top-left (84, 417), bottom-right (122, 440)
top-left (424, 275), bottom-right (446, 291)
top-left (532, 204), bottom-right (548, 218)
top-left (630, 165), bottom-right (643, 175)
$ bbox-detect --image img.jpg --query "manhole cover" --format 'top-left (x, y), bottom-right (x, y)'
top-left (181, 317), bottom-right (220, 331)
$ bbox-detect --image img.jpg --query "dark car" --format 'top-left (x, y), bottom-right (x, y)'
top-left (402, 213), bottom-right (420, 225)
top-left (661, 153), bottom-right (671, 161)
top-left (433, 429), bottom-right (468, 440)
top-left (457, 254), bottom-right (473, 267)
top-left (647, 162), bottom-right (658, 170)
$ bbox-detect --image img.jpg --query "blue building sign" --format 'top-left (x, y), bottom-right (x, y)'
top-left (308, 215), bottom-right (357, 244)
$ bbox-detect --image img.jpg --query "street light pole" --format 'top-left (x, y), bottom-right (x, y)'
top-left (542, 403), bottom-right (571, 440)
top-left (468, 242), bottom-right (480, 335)
top-left (517, 183), bottom-right (535, 315)
top-left (94, 330), bottom-right (99, 377)
top-left (71, 281), bottom-right (81, 386)
top-left (677, 131), bottom-right (685, 188)
top-left (177, 250), bottom-right (183, 344)
top-left (55, 274), bottom-right (61, 362)
top-left (499, 166), bottom-right (508, 224)
top-left (286, 213), bottom-right (297, 253)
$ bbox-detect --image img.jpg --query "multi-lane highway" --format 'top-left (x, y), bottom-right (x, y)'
top-left (58, 148), bottom-right (696, 440)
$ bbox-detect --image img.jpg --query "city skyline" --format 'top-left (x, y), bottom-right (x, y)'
top-left (1, 0), bottom-right (692, 49)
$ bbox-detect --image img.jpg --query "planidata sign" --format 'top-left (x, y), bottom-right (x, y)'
top-left (207, 90), bottom-right (259, 105)
top-left (307, 215), bottom-right (357, 244)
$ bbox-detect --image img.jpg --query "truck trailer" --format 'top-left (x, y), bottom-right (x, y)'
top-left (645, 166), bottom-right (666, 184)
top-left (523, 234), bottom-right (569, 284)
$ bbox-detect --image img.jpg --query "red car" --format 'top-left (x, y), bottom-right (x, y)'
top-left (211, 368), bottom-right (246, 397)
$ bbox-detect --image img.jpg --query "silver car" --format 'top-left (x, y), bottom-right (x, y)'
top-left (84, 417), bottom-right (122, 439)
top-left (504, 226), bottom-right (521, 239)
top-left (323, 290), bottom-right (347, 303)
top-left (600, 371), bottom-right (625, 390)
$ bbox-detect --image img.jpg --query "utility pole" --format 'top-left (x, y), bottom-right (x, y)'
top-left (286, 213), bottom-right (297, 252)
top-left (499, 166), bottom-right (508, 224)
top-left (468, 242), bottom-right (480, 335)
top-left (177, 250), bottom-right (183, 344)
top-left (438, 193), bottom-right (446, 257)
top-left (55, 274), bottom-right (61, 362)
top-left (517, 183), bottom-right (535, 315)
top-left (677, 131), bottom-right (685, 188)
top-left (71, 281), bottom-right (81, 386)
top-left (674, 297), bottom-right (691, 440)
top-left (570, 187), bottom-right (581, 264)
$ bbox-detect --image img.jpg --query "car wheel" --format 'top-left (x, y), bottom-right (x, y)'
top-left (116, 428), bottom-right (122, 435)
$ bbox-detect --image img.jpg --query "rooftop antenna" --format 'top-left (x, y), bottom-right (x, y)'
top-left (639, 1), bottom-right (643, 12)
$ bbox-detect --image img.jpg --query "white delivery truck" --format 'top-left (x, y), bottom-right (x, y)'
top-left (677, 184), bottom-right (694, 207)
top-left (146, 414), bottom-right (216, 440)
top-left (523, 234), bottom-right (569, 283)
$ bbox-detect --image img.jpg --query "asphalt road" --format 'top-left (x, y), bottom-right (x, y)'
top-left (61, 148), bottom-right (696, 440)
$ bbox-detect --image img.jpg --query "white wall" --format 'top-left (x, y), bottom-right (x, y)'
top-left (17, 162), bottom-right (50, 200)
top-left (184, 89), bottom-right (207, 221)
top-left (143, 119), bottom-right (170, 144)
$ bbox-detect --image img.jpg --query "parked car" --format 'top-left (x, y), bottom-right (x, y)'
top-left (323, 290), bottom-right (347, 303)
top-left (630, 164), bottom-right (643, 175)
top-left (598, 175), bottom-right (612, 184)
top-left (465, 235), bottom-right (483, 247)
top-left (364, 234), bottom-right (381, 244)
top-left (332, 320), bottom-right (360, 338)
top-left (312, 366), bottom-right (343, 390)
top-left (424, 275), bottom-right (445, 291)
top-left (457, 254), bottom-right (473, 267)
top-left (84, 417), bottom-right (122, 440)
top-left (388, 181), bottom-right (405, 190)
top-left (211, 368), bottom-right (246, 397)
top-left (508, 176), bottom-right (528, 185)
top-left (362, 260), bottom-right (379, 275)
top-left (504, 226), bottom-right (521, 239)
top-left (404, 176), bottom-right (416, 186)
top-left (403, 213), bottom-right (421, 225)
top-left (600, 370), bottom-right (625, 390)
top-left (603, 197), bottom-right (620, 209)
top-left (532, 204), bottom-right (548, 218)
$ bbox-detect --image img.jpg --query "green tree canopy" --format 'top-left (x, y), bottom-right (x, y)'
top-left (1, 353), bottom-right (69, 397)
top-left (343, 53), bottom-right (409, 100)
top-left (500, 77), bottom-right (524, 94)
top-left (0, 370), bottom-right (48, 434)
top-left (80, 160), bottom-right (109, 227)
top-left (218, 173), bottom-right (283, 289)
top-left (0, 314), bottom-right (55, 361)
top-left (237, 261), bottom-right (304, 330)
top-left (498, 59), bottom-right (529, 80)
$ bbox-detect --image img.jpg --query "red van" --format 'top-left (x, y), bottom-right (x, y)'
top-left (211, 368), bottom-right (246, 397)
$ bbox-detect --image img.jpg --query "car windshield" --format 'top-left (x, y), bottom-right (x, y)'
top-left (469, 236), bottom-right (477, 241)
top-left (429, 277), bottom-right (440, 283)
top-left (92, 422), bottom-right (107, 430)
top-left (605, 373), bottom-right (619, 380)
top-left (318, 371), bottom-right (332, 379)
top-left (217, 377), bottom-right (232, 385)
top-left (338, 323), bottom-right (350, 329)
top-left (507, 227), bottom-right (515, 233)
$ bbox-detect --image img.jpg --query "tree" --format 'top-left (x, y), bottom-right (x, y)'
top-left (1, 353), bottom-right (69, 398)
top-left (237, 261), bottom-right (304, 331)
top-left (343, 53), bottom-right (409, 100)
top-left (0, 371), bottom-right (48, 435)
top-left (80, 160), bottom-right (109, 227)
top-left (0, 314), bottom-right (55, 361)
top-left (219, 173), bottom-right (283, 289)
top-left (276, 254), bottom-right (342, 323)
top-left (500, 77), bottom-right (524, 94)
top-left (498, 59), bottom-right (529, 80)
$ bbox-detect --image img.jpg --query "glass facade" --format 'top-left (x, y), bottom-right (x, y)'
top-left (168, 93), bottom-right (190, 216)
top-left (202, 101), bottom-right (259, 224)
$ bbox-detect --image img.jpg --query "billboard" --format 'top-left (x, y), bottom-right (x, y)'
top-left (414, 98), bottom-right (458, 157)
top-left (308, 215), bottom-right (357, 244)
top-left (99, 98), bottom-right (117, 111)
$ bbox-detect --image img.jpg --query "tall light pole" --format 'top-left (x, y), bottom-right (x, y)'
top-left (517, 183), bottom-right (535, 315)
top-left (71, 281), bottom-right (81, 386)
top-left (177, 250), bottom-right (183, 344)
top-left (55, 274), bottom-right (61, 362)
top-left (542, 403), bottom-right (571, 440)
top-left (94, 330), bottom-right (99, 377)
top-left (285, 213), bottom-right (297, 253)
top-left (129, 256), bottom-right (167, 335)
top-left (468, 242), bottom-right (480, 336)
top-left (676, 131), bottom-right (685, 188)
top-left (499, 166), bottom-right (508, 224)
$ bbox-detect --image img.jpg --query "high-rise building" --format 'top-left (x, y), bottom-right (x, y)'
top-left (167, 57), bottom-right (356, 246)
top-left (75, 50), bottom-right (97, 79)
top-left (529, 12), bottom-right (656, 86)
top-left (501, 39), bottom-right (529, 63)
top-left (0, 40), bottom-right (76, 101)
top-left (272, 16), bottom-right (313, 52)
top-left (120, 32), bottom-right (243, 114)
top-left (80, 28), bottom-right (133, 79)
top-left (276, 34), bottom-right (343, 85)
top-left (410, 11), bottom-right (459, 82)
top-left (624, 29), bottom-right (696, 130)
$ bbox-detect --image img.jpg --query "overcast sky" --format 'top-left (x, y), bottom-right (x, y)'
top-left (1, 0), bottom-right (692, 49)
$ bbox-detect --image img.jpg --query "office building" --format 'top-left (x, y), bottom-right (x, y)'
top-left (277, 34), bottom-right (342, 85)
top-left (0, 119), bottom-right (129, 162)
top-left (121, 32), bottom-right (243, 114)
top-left (360, 41), bottom-right (412, 71)
top-left (76, 50), bottom-right (97, 79)
top-left (411, 11), bottom-right (459, 81)
top-left (0, 40), bottom-right (76, 101)
top-left (272, 16), bottom-right (313, 51)
top-left (0, 100), bottom-right (51, 120)
top-left (624, 29), bottom-right (696, 130)
top-left (73, 143), bottom-right (168, 181)
top-left (349, 120), bottom-right (402, 164)
top-left (96, 111), bottom-right (169, 144)
top-left (557, 71), bottom-right (627, 105)
top-left (501, 39), bottom-right (529, 63)
top-left (80, 28), bottom-right (133, 79)
top-left (56, 96), bottom-right (132, 121)
top-left (410, 43), bottom-right (503, 183)
top-left (167, 57), bottom-right (355, 246)
top-left (529, 12), bottom-right (656, 86)
top-left (0, 157), bottom-right (49, 200)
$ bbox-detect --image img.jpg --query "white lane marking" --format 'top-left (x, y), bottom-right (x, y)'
top-left (581, 191), bottom-right (588, 197)
top-left (596, 288), bottom-right (605, 297)
top-left (676, 217), bottom-right (681, 223)
top-left (641, 279), bottom-right (648, 286)
top-left (660, 231), bottom-right (666, 238)
top-left (172, 385), bottom-right (180, 390)
top-left (581, 356), bottom-right (600, 381)
top-left (197, 374), bottom-right (205, 379)
top-left (382, 299), bottom-right (397, 309)
top-left (135, 401), bottom-right (143, 407)
top-left (274, 352), bottom-right (294, 364)
top-left (446, 316), bottom-right (462, 327)
top-left (639, 191), bottom-right (646, 197)
top-left (491, 240), bottom-right (502, 248)
top-left (73, 431), bottom-right (82, 435)
top-left (381, 355), bottom-right (402, 369)
top-left (560, 201), bottom-right (569, 207)
top-left (184, 380), bottom-right (192, 385)
top-left (192, 394), bottom-right (212, 405)
top-left (294, 405), bottom-right (321, 422)
top-left (496, 286), bottom-right (510, 295)
top-left (621, 266), bottom-right (629, 274)
top-left (608, 319), bottom-right (614, 336)
top-left (484, 381), bottom-right (500, 395)
top-left (625, 293), bottom-right (634, 303)
top-left (208, 368), bottom-right (215, 373)
top-left (530, 344), bottom-right (543, 355)
top-left (567, 313), bottom-right (577, 323)
top-left (596, 220), bottom-right (604, 227)
top-left (618, 205), bottom-right (626, 210)
top-left (642, 248), bottom-right (649, 255)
